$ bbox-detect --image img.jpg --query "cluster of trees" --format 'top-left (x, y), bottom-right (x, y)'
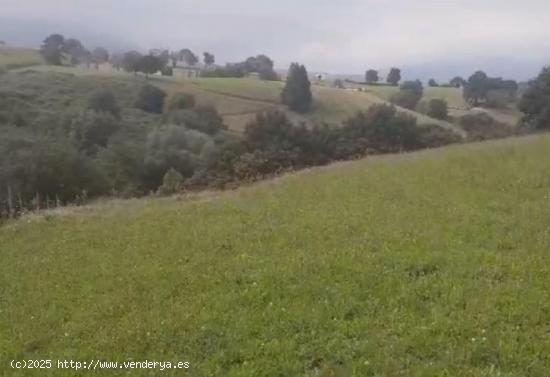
top-left (202, 54), bottom-right (278, 80)
top-left (519, 67), bottom-right (550, 131)
top-left (364, 68), bottom-right (402, 86)
top-left (463, 71), bottom-right (518, 108)
top-left (40, 34), bottom-right (109, 68)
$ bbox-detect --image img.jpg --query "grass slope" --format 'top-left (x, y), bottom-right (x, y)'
top-left (12, 65), bottom-right (460, 132)
top-left (0, 47), bottom-right (43, 70)
top-left (2, 135), bottom-right (550, 376)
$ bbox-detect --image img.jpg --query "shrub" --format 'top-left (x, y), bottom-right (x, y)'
top-left (427, 99), bottom-right (448, 120)
top-left (166, 105), bottom-right (226, 135)
top-left (88, 89), bottom-right (120, 118)
top-left (519, 67), bottom-right (550, 130)
top-left (135, 84), bottom-right (166, 114)
top-left (168, 93), bottom-right (196, 111)
top-left (158, 167), bottom-right (183, 195)
top-left (459, 113), bottom-right (514, 141)
top-left (391, 80), bottom-right (423, 110)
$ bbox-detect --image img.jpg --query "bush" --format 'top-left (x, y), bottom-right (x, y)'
top-left (168, 93), bottom-right (196, 111)
top-left (427, 99), bottom-right (448, 120)
top-left (88, 89), bottom-right (120, 118)
top-left (391, 80), bottom-right (423, 110)
top-left (459, 113), bottom-right (514, 141)
top-left (166, 105), bottom-right (226, 135)
top-left (282, 63), bottom-right (312, 113)
top-left (158, 167), bottom-right (183, 195)
top-left (519, 67), bottom-right (550, 130)
top-left (135, 84), bottom-right (166, 113)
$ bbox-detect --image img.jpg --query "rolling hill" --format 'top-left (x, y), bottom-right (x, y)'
top-left (2, 135), bottom-right (550, 376)
top-left (9, 64), bottom-right (463, 134)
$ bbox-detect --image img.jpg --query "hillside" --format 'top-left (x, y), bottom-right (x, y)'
top-left (2, 135), bottom-right (550, 376)
top-left (0, 47), bottom-right (43, 70)
top-left (11, 65), bottom-right (462, 133)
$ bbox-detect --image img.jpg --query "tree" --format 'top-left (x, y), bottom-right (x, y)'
top-left (245, 55), bottom-right (278, 80)
top-left (71, 111), bottom-right (121, 155)
top-left (391, 80), bottom-right (423, 110)
top-left (179, 49), bottom-right (198, 66)
top-left (122, 51), bottom-right (143, 75)
top-left (450, 76), bottom-right (466, 88)
top-left (387, 67), bottom-right (401, 86)
top-left (63, 38), bottom-right (87, 65)
top-left (428, 79), bottom-right (438, 87)
top-left (40, 34), bottom-right (65, 65)
top-left (138, 54), bottom-right (162, 78)
top-left (519, 66), bottom-right (550, 130)
top-left (463, 71), bottom-right (489, 106)
top-left (88, 89), bottom-right (120, 118)
top-left (427, 98), bottom-right (448, 120)
top-left (135, 84), bottom-right (166, 113)
top-left (282, 63), bottom-right (312, 112)
top-left (365, 69), bottom-right (379, 84)
top-left (91, 47), bottom-right (109, 69)
top-left (203, 52), bottom-right (215, 67)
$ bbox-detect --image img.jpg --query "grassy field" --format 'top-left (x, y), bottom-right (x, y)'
top-left (0, 47), bottom-right (43, 70)
top-left (2, 135), bottom-right (550, 376)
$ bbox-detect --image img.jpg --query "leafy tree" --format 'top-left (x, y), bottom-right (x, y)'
top-left (428, 79), bottom-right (438, 87)
top-left (365, 69), bottom-right (379, 84)
top-left (391, 80), bottom-right (423, 110)
top-left (64, 38), bottom-right (87, 65)
top-left (135, 84), bottom-right (166, 113)
top-left (40, 34), bottom-right (65, 65)
top-left (203, 52), bottom-right (215, 66)
top-left (450, 76), bottom-right (466, 88)
top-left (463, 71), bottom-right (489, 106)
top-left (245, 55), bottom-right (278, 80)
top-left (387, 67), bottom-right (401, 86)
top-left (282, 63), bottom-right (312, 112)
top-left (427, 98), bottom-right (448, 120)
top-left (122, 51), bottom-right (143, 75)
top-left (138, 54), bottom-right (162, 78)
top-left (519, 66), bottom-right (550, 130)
top-left (92, 47), bottom-right (109, 69)
top-left (179, 49), bottom-right (198, 66)
top-left (88, 89), bottom-right (120, 118)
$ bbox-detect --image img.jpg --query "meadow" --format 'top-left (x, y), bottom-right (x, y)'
top-left (2, 134), bottom-right (550, 376)
top-left (0, 47), bottom-right (44, 70)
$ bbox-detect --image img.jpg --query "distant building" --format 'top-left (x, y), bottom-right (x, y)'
top-left (171, 59), bottom-right (203, 79)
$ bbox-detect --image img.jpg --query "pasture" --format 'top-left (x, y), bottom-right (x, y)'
top-left (2, 135), bottom-right (550, 376)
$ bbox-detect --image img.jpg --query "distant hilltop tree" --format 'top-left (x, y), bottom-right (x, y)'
top-left (365, 69), bottom-right (379, 84)
top-left (92, 47), bottom-right (109, 69)
top-left (428, 78), bottom-right (439, 87)
top-left (40, 34), bottom-right (66, 65)
top-left (282, 63), bottom-right (312, 112)
top-left (387, 67), bottom-right (401, 86)
top-left (450, 76), bottom-right (466, 88)
top-left (64, 38), bottom-right (87, 65)
top-left (122, 51), bottom-right (143, 75)
top-left (463, 71), bottom-right (518, 107)
top-left (245, 55), bottom-right (278, 80)
top-left (138, 54), bottom-right (164, 78)
top-left (179, 48), bottom-right (199, 66)
top-left (203, 52), bottom-right (215, 67)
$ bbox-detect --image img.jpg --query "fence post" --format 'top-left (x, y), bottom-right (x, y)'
top-left (7, 186), bottom-right (14, 219)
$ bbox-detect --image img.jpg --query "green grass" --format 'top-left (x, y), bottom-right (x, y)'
top-left (0, 47), bottom-right (44, 70)
top-left (2, 135), bottom-right (550, 376)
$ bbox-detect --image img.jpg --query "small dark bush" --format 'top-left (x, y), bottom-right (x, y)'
top-left (88, 89), bottom-right (120, 118)
top-left (168, 93), bottom-right (196, 110)
top-left (427, 98), bottom-right (448, 120)
top-left (135, 84), bottom-right (166, 114)
top-left (459, 113), bottom-right (514, 141)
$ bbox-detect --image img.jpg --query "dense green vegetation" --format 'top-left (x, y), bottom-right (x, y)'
top-left (0, 69), bottom-right (463, 218)
top-left (2, 135), bottom-right (550, 376)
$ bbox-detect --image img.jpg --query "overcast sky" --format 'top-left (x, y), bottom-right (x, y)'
top-left (2, 0), bottom-right (550, 80)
